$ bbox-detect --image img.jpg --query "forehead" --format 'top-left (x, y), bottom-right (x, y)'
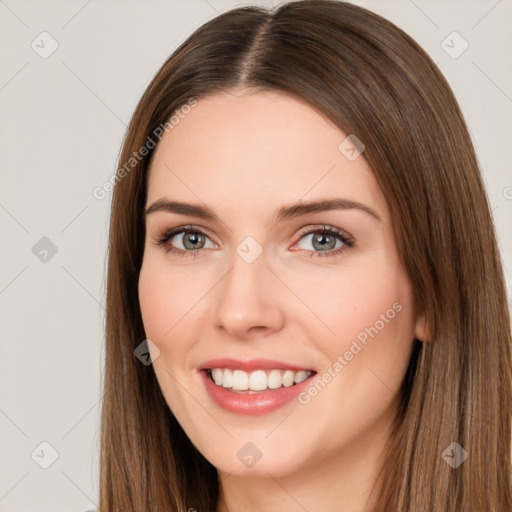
top-left (146, 90), bottom-right (387, 222)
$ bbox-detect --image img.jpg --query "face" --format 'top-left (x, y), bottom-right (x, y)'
top-left (138, 89), bottom-right (425, 480)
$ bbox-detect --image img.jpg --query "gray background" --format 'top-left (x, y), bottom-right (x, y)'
top-left (1, 0), bottom-right (511, 510)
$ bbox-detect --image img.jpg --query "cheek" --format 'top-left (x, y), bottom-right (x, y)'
top-left (137, 260), bottom-right (196, 350)
top-left (138, 260), bottom-right (197, 409)
top-left (138, 256), bottom-right (206, 340)
top-left (290, 264), bottom-right (411, 341)
top-left (138, 264), bottom-right (170, 339)
top-left (295, 262), bottom-right (417, 387)
top-left (294, 270), bottom-right (415, 441)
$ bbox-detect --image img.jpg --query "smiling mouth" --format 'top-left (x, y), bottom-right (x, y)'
top-left (205, 368), bottom-right (316, 393)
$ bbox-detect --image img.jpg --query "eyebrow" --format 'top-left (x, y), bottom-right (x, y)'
top-left (145, 197), bottom-right (381, 223)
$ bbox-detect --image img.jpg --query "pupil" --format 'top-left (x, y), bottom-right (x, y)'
top-left (184, 232), bottom-right (203, 249)
top-left (313, 234), bottom-right (335, 251)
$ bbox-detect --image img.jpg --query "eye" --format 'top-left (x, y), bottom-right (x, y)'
top-left (293, 225), bottom-right (354, 258)
top-left (153, 225), bottom-right (216, 257)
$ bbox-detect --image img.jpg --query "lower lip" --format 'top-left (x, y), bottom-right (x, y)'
top-left (200, 370), bottom-right (315, 415)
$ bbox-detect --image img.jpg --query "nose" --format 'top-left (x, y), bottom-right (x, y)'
top-left (213, 249), bottom-right (285, 341)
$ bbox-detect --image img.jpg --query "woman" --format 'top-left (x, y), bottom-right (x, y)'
top-left (99, 1), bottom-right (512, 510)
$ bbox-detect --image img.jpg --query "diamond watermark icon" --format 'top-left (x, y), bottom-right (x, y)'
top-left (339, 134), bottom-right (365, 161)
top-left (237, 442), bottom-right (263, 468)
top-left (31, 441), bottom-right (59, 469)
top-left (31, 31), bottom-right (59, 59)
top-left (32, 237), bottom-right (58, 263)
top-left (236, 236), bottom-right (263, 264)
top-left (441, 31), bottom-right (469, 59)
top-left (134, 339), bottom-right (161, 365)
top-left (441, 441), bottom-right (468, 468)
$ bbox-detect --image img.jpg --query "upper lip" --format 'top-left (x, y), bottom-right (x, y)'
top-left (200, 358), bottom-right (315, 372)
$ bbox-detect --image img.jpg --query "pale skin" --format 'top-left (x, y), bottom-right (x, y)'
top-left (138, 88), bottom-right (427, 512)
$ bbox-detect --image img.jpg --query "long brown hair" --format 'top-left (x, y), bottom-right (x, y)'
top-left (99, 1), bottom-right (512, 510)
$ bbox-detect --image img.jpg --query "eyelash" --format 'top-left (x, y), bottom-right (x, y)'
top-left (152, 224), bottom-right (354, 259)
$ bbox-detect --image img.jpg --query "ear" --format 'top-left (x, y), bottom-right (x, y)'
top-left (414, 311), bottom-right (430, 343)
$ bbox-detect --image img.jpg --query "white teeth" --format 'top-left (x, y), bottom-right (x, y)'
top-left (212, 368), bottom-right (223, 386)
top-left (249, 370), bottom-right (267, 391)
top-left (294, 370), bottom-right (308, 384)
top-left (232, 369), bottom-right (249, 390)
top-left (222, 368), bottom-right (233, 388)
top-left (208, 368), bottom-right (313, 391)
top-left (267, 369), bottom-right (283, 389)
top-left (282, 370), bottom-right (295, 387)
